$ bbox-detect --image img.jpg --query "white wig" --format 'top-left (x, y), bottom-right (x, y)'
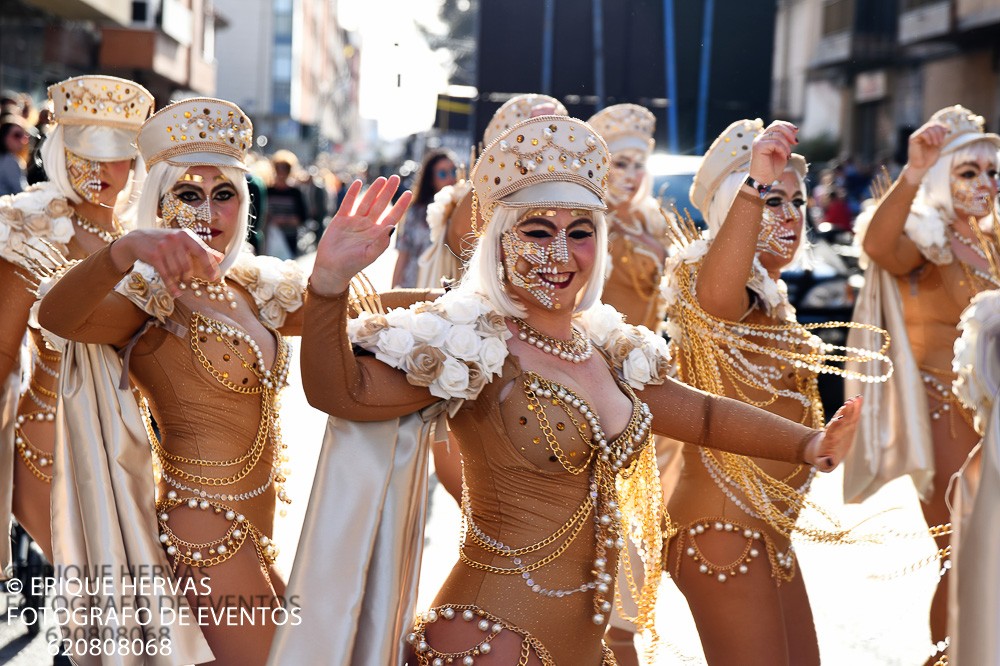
top-left (39, 124), bottom-right (143, 225)
top-left (706, 165), bottom-right (810, 266)
top-left (460, 204), bottom-right (609, 318)
top-left (918, 139), bottom-right (999, 221)
top-left (135, 162), bottom-right (250, 274)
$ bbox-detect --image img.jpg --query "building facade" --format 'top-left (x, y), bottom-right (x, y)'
top-left (0, 0), bottom-right (219, 105)
top-left (213, 0), bottom-right (361, 162)
top-left (773, 0), bottom-right (1000, 164)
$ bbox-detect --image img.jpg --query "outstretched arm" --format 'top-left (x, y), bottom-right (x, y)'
top-left (861, 122), bottom-right (946, 275)
top-left (696, 121), bottom-right (796, 321)
top-left (645, 376), bottom-right (861, 471)
top-left (303, 176), bottom-right (438, 419)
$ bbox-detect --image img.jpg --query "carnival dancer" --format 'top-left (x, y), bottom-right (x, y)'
top-left (288, 115), bottom-right (864, 665)
top-left (417, 93), bottom-right (569, 505)
top-left (586, 103), bottom-right (679, 666)
top-left (37, 97), bottom-right (315, 665)
top-left (852, 105), bottom-right (999, 664)
top-left (0, 75), bottom-right (153, 564)
top-left (660, 118), bottom-right (893, 665)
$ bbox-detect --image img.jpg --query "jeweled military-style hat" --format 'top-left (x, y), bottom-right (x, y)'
top-left (587, 103), bottom-right (656, 155)
top-left (928, 105), bottom-right (1000, 154)
top-left (482, 94), bottom-right (568, 147)
top-left (471, 115), bottom-right (609, 228)
top-left (47, 75), bottom-right (154, 161)
top-left (138, 97), bottom-right (252, 171)
top-left (689, 118), bottom-right (807, 213)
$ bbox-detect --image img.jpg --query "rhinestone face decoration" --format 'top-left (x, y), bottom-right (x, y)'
top-left (66, 150), bottom-right (103, 204)
top-left (951, 171), bottom-right (996, 217)
top-left (161, 191), bottom-right (211, 233)
top-left (756, 204), bottom-right (798, 259)
top-left (501, 227), bottom-right (570, 310)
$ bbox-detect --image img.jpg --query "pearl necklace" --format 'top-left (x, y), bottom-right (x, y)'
top-left (513, 318), bottom-right (593, 363)
top-left (180, 278), bottom-right (238, 309)
top-left (73, 213), bottom-right (124, 243)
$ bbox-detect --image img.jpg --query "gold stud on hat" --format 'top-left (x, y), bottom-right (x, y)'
top-left (470, 115), bottom-right (609, 236)
top-left (48, 75), bottom-right (154, 130)
top-left (587, 104), bottom-right (656, 155)
top-left (138, 97), bottom-right (253, 171)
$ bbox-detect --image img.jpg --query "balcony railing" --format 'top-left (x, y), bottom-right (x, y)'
top-left (899, 0), bottom-right (952, 44)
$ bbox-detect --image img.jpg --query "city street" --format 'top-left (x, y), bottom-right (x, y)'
top-left (2, 243), bottom-right (942, 665)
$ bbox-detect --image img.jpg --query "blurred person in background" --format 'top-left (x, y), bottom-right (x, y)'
top-left (392, 148), bottom-right (457, 288)
top-left (0, 114), bottom-right (33, 195)
top-left (266, 149), bottom-right (308, 258)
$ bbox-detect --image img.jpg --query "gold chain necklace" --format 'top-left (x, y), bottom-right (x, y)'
top-left (73, 212), bottom-right (124, 243)
top-left (512, 318), bottom-right (593, 363)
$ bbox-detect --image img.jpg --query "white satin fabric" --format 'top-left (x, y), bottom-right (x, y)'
top-left (952, 293), bottom-right (1000, 665)
top-left (1, 369), bottom-right (18, 574)
top-left (51, 341), bottom-right (213, 665)
top-left (63, 126), bottom-right (138, 162)
top-left (843, 264), bottom-right (934, 503)
top-left (267, 405), bottom-right (446, 666)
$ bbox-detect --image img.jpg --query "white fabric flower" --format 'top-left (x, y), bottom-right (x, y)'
top-left (410, 311), bottom-right (451, 346)
top-left (374, 327), bottom-right (415, 366)
top-left (680, 239), bottom-right (709, 264)
top-left (438, 290), bottom-right (489, 324)
top-left (430, 357), bottom-right (470, 399)
top-left (51, 217), bottom-right (74, 244)
top-left (477, 336), bottom-right (508, 375)
top-left (623, 347), bottom-right (652, 388)
top-left (579, 303), bottom-right (624, 346)
top-left (444, 324), bottom-right (483, 359)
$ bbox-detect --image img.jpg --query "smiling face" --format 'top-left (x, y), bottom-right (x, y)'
top-left (606, 148), bottom-right (647, 205)
top-left (159, 165), bottom-right (241, 254)
top-left (501, 208), bottom-right (597, 311)
top-left (951, 153), bottom-right (999, 219)
top-left (757, 171), bottom-right (805, 274)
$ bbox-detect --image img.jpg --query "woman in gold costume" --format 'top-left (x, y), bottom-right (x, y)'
top-left (661, 118), bottom-right (890, 665)
top-left (38, 98), bottom-right (312, 665)
top-left (857, 105), bottom-right (999, 664)
top-left (0, 75), bottom-right (153, 562)
top-left (298, 115), bottom-right (863, 665)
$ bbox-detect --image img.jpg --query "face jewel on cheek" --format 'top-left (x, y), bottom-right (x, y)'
top-left (160, 191), bottom-right (212, 240)
top-left (756, 206), bottom-right (796, 259)
top-left (66, 150), bottom-right (103, 204)
top-left (501, 228), bottom-right (570, 310)
top-left (951, 173), bottom-right (993, 217)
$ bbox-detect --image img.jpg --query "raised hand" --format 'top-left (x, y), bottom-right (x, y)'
top-left (748, 120), bottom-right (798, 187)
top-left (903, 121), bottom-right (948, 183)
top-left (310, 175), bottom-right (412, 296)
top-left (803, 395), bottom-right (863, 472)
top-left (111, 228), bottom-right (223, 297)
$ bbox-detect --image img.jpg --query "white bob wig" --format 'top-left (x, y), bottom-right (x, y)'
top-left (918, 138), bottom-right (999, 222)
top-left (460, 203), bottom-right (610, 318)
top-left (706, 165), bottom-right (810, 267)
top-left (134, 161), bottom-right (250, 274)
top-left (39, 123), bottom-right (144, 222)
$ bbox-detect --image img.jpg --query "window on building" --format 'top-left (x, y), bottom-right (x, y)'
top-left (273, 42), bottom-right (292, 82)
top-left (203, 12), bottom-right (215, 61)
top-left (902, 0), bottom-right (943, 10)
top-left (822, 0), bottom-right (855, 35)
top-left (133, 1), bottom-right (148, 22)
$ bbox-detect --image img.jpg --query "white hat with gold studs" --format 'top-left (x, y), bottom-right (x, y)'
top-left (689, 118), bottom-right (807, 213)
top-left (138, 97), bottom-right (253, 171)
top-left (482, 94), bottom-right (568, 147)
top-left (928, 105), bottom-right (1000, 154)
top-left (47, 75), bottom-right (154, 161)
top-left (471, 115), bottom-right (609, 223)
top-left (587, 103), bottom-right (656, 155)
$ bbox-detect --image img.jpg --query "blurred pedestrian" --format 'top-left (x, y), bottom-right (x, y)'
top-left (266, 149), bottom-right (307, 258)
top-left (391, 148), bottom-right (456, 287)
top-left (0, 114), bottom-right (33, 195)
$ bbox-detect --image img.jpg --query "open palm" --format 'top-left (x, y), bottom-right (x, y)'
top-left (805, 395), bottom-right (863, 472)
top-left (312, 176), bottom-right (412, 295)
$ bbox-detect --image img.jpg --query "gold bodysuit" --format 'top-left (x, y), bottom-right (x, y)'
top-left (38, 245), bottom-right (303, 588)
top-left (300, 288), bottom-right (820, 665)
top-left (603, 204), bottom-right (670, 330)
